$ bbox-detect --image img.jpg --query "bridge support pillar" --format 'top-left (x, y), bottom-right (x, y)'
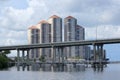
top-left (100, 44), bottom-right (104, 60)
top-left (61, 47), bottom-right (64, 63)
top-left (57, 47), bottom-right (65, 63)
top-left (52, 47), bottom-right (56, 63)
top-left (93, 44), bottom-right (104, 61)
top-left (97, 45), bottom-right (100, 60)
top-left (27, 49), bottom-right (30, 60)
top-left (93, 44), bottom-right (104, 68)
top-left (22, 50), bottom-right (25, 62)
top-left (93, 44), bottom-right (97, 61)
top-left (17, 49), bottom-right (20, 71)
top-left (57, 48), bottom-right (60, 63)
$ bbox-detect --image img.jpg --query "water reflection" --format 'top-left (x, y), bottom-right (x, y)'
top-left (17, 63), bottom-right (86, 72)
top-left (16, 63), bottom-right (107, 72)
top-left (1, 64), bottom-right (120, 80)
top-left (92, 63), bottom-right (107, 72)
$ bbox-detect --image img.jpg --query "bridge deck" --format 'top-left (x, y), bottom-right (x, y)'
top-left (0, 38), bottom-right (120, 50)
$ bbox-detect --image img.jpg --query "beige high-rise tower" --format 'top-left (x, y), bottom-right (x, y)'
top-left (28, 15), bottom-right (63, 61)
top-left (48, 15), bottom-right (62, 61)
top-left (28, 20), bottom-right (51, 60)
top-left (28, 26), bottom-right (40, 59)
top-left (28, 15), bottom-right (85, 61)
top-left (36, 20), bottom-right (51, 60)
top-left (48, 15), bottom-right (62, 42)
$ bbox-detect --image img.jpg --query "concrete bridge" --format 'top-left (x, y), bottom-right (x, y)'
top-left (0, 38), bottom-right (120, 50)
top-left (0, 38), bottom-right (120, 66)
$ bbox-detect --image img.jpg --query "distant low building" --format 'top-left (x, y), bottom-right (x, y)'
top-left (85, 46), bottom-right (91, 60)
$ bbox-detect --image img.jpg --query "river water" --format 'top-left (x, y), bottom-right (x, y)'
top-left (0, 64), bottom-right (120, 80)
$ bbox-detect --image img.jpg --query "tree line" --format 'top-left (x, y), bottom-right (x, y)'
top-left (0, 50), bottom-right (14, 69)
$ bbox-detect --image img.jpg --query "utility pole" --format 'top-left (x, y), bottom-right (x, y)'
top-left (96, 26), bottom-right (97, 40)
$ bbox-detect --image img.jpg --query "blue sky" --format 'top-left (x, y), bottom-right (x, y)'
top-left (0, 0), bottom-right (120, 61)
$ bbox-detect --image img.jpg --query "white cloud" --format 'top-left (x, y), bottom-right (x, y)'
top-left (5, 39), bottom-right (27, 45)
top-left (0, 0), bottom-right (120, 46)
top-left (99, 11), bottom-right (113, 23)
top-left (0, 28), bottom-right (27, 45)
top-left (85, 25), bottom-right (120, 40)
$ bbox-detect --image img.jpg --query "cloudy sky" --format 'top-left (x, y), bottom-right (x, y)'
top-left (0, 0), bottom-right (120, 60)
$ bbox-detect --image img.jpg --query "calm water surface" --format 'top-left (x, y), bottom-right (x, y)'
top-left (0, 64), bottom-right (120, 80)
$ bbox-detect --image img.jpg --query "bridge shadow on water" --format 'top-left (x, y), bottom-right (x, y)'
top-left (16, 63), bottom-right (106, 72)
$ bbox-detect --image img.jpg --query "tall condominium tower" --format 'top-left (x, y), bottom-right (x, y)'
top-left (36, 20), bottom-right (51, 60)
top-left (48, 15), bottom-right (62, 61)
top-left (64, 16), bottom-right (85, 59)
top-left (28, 20), bottom-right (51, 60)
top-left (48, 15), bottom-right (62, 42)
top-left (28, 15), bottom-right (86, 61)
top-left (75, 25), bottom-right (85, 58)
top-left (28, 26), bottom-right (40, 59)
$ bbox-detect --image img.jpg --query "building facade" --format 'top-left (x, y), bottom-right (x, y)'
top-left (75, 25), bottom-right (85, 58)
top-left (48, 15), bottom-right (62, 42)
top-left (28, 26), bottom-right (40, 59)
top-left (85, 46), bottom-right (91, 60)
top-left (28, 15), bottom-right (62, 61)
top-left (64, 16), bottom-right (85, 59)
top-left (28, 15), bottom-right (88, 61)
top-left (48, 15), bottom-right (62, 61)
top-left (36, 20), bottom-right (51, 60)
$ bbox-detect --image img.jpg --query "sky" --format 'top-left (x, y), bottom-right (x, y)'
top-left (0, 0), bottom-right (120, 60)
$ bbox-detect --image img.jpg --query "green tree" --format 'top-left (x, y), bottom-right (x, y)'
top-left (1, 50), bottom-right (10, 56)
top-left (0, 55), bottom-right (9, 69)
top-left (0, 50), bottom-right (11, 69)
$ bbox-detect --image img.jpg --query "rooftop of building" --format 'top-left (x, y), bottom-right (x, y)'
top-left (65, 16), bottom-right (76, 19)
top-left (49, 15), bottom-right (60, 18)
top-left (38, 20), bottom-right (49, 24)
top-left (28, 25), bottom-right (38, 29)
top-left (76, 25), bottom-right (84, 29)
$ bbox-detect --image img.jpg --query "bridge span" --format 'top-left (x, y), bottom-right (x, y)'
top-left (0, 38), bottom-right (120, 67)
top-left (0, 38), bottom-right (120, 50)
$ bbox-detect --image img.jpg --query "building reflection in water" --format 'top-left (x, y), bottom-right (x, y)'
top-left (17, 63), bottom-right (86, 72)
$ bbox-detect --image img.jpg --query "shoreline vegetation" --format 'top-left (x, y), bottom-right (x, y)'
top-left (0, 50), bottom-right (14, 69)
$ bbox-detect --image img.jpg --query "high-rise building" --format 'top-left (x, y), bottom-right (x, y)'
top-left (64, 16), bottom-right (85, 59)
top-left (28, 15), bottom-right (86, 61)
top-left (28, 15), bottom-right (62, 60)
top-left (36, 20), bottom-right (51, 60)
top-left (48, 15), bottom-right (62, 61)
top-left (48, 15), bottom-right (62, 42)
top-left (28, 26), bottom-right (40, 59)
top-left (75, 25), bottom-right (85, 58)
top-left (28, 20), bottom-right (51, 60)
